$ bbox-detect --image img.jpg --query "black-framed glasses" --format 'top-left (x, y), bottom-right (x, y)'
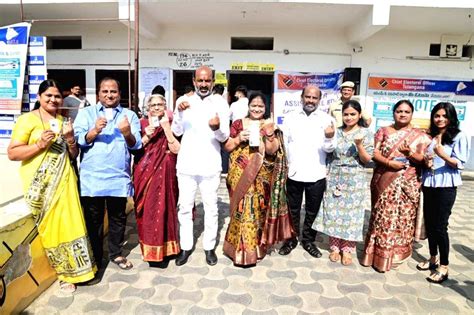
top-left (149, 103), bottom-right (166, 108)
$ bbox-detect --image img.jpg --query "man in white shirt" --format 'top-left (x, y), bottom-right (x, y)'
top-left (229, 85), bottom-right (249, 123)
top-left (279, 85), bottom-right (336, 258)
top-left (172, 66), bottom-right (230, 266)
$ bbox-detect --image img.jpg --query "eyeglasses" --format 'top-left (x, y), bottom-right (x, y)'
top-left (149, 103), bottom-right (166, 108)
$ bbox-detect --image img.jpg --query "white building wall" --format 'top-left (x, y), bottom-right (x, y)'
top-left (31, 22), bottom-right (474, 168)
top-left (32, 23), bottom-right (473, 90)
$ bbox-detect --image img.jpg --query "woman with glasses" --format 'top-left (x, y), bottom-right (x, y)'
top-left (133, 94), bottom-right (181, 264)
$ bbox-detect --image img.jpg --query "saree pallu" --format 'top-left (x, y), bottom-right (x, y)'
top-left (362, 127), bottom-right (429, 272)
top-left (223, 120), bottom-right (293, 266)
top-left (25, 136), bottom-right (96, 283)
top-left (133, 119), bottom-right (180, 262)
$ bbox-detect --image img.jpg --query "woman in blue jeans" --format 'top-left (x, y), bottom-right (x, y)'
top-left (418, 102), bottom-right (470, 284)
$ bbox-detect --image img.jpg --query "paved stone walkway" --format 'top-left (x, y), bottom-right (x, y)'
top-left (26, 178), bottom-right (473, 314)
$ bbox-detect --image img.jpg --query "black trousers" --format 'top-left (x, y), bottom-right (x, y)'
top-left (286, 178), bottom-right (326, 244)
top-left (221, 144), bottom-right (229, 173)
top-left (81, 196), bottom-right (127, 266)
top-left (422, 186), bottom-right (457, 266)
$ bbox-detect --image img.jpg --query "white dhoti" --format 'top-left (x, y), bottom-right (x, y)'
top-left (177, 173), bottom-right (221, 251)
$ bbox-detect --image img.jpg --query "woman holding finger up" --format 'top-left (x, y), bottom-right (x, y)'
top-left (133, 94), bottom-right (181, 264)
top-left (7, 79), bottom-right (96, 293)
top-left (361, 100), bottom-right (431, 272)
top-left (223, 92), bottom-right (294, 266)
top-left (312, 100), bottom-right (373, 266)
top-left (418, 102), bottom-right (470, 284)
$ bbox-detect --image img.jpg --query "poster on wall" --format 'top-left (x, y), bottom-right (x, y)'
top-left (139, 67), bottom-right (172, 111)
top-left (0, 23), bottom-right (31, 150)
top-left (0, 22), bottom-right (31, 114)
top-left (22, 36), bottom-right (47, 112)
top-left (367, 74), bottom-right (474, 137)
top-left (273, 71), bottom-right (343, 125)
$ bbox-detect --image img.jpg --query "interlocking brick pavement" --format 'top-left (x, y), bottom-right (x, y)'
top-left (25, 177), bottom-right (474, 314)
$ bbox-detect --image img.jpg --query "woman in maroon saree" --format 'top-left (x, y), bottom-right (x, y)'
top-left (133, 94), bottom-right (180, 263)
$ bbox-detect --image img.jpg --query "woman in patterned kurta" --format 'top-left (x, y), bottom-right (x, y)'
top-left (361, 100), bottom-right (430, 272)
top-left (313, 100), bottom-right (373, 265)
top-left (223, 92), bottom-right (294, 266)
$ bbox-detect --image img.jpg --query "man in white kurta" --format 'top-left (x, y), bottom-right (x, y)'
top-left (172, 66), bottom-right (230, 266)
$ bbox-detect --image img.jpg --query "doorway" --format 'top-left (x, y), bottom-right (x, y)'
top-left (47, 69), bottom-right (86, 98)
top-left (227, 71), bottom-right (274, 113)
top-left (95, 70), bottom-right (135, 108)
top-left (172, 70), bottom-right (194, 106)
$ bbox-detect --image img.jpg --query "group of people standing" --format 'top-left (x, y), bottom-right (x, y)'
top-left (7, 66), bottom-right (469, 294)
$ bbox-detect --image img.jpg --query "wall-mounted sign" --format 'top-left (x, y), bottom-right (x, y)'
top-left (230, 62), bottom-right (275, 72)
top-left (367, 74), bottom-right (474, 136)
top-left (169, 52), bottom-right (215, 69)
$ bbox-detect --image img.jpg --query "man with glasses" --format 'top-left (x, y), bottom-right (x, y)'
top-left (172, 66), bottom-right (230, 266)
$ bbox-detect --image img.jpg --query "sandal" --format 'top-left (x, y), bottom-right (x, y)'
top-left (278, 240), bottom-right (297, 256)
top-left (329, 251), bottom-right (340, 262)
top-left (341, 252), bottom-right (352, 266)
top-left (302, 243), bottom-right (322, 258)
top-left (111, 256), bottom-right (133, 270)
top-left (427, 267), bottom-right (448, 284)
top-left (59, 281), bottom-right (76, 293)
top-left (416, 260), bottom-right (439, 271)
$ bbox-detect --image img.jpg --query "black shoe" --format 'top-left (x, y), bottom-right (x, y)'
top-left (204, 250), bottom-right (218, 266)
top-left (278, 240), bottom-right (298, 255)
top-left (175, 250), bottom-right (192, 266)
top-left (302, 242), bottom-right (322, 258)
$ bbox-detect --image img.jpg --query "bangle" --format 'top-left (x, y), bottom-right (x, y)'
top-left (35, 141), bottom-right (43, 150)
top-left (168, 140), bottom-right (175, 144)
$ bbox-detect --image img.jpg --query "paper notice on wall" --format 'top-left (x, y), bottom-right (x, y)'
top-left (139, 67), bottom-right (172, 111)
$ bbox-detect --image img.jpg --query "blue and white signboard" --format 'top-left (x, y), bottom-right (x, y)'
top-left (22, 36), bottom-right (47, 112)
top-left (0, 22), bottom-right (31, 114)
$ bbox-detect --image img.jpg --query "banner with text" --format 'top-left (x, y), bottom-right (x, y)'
top-left (0, 22), bottom-right (31, 114)
top-left (367, 74), bottom-right (474, 136)
top-left (273, 71), bottom-right (343, 125)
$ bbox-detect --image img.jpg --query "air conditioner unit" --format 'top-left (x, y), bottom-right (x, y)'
top-left (440, 34), bottom-right (469, 58)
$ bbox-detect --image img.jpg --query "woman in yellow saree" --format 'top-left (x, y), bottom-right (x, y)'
top-left (223, 92), bottom-right (294, 266)
top-left (8, 80), bottom-right (96, 293)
